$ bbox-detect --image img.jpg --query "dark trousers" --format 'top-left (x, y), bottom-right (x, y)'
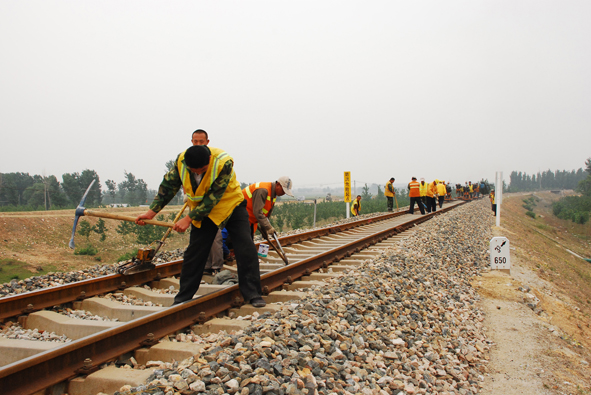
top-left (421, 196), bottom-right (430, 213)
top-left (438, 196), bottom-right (445, 208)
top-left (427, 196), bottom-right (437, 212)
top-left (408, 196), bottom-right (425, 214)
top-left (492, 204), bottom-right (497, 216)
top-left (174, 201), bottom-right (262, 304)
top-left (387, 197), bottom-right (393, 211)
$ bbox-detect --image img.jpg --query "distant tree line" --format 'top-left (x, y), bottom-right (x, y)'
top-left (0, 170), bottom-right (154, 211)
top-left (507, 168), bottom-right (586, 192)
top-left (552, 158), bottom-right (591, 224)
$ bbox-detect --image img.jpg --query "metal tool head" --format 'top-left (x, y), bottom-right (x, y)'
top-left (69, 179), bottom-right (96, 249)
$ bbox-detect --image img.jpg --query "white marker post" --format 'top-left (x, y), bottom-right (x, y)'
top-left (344, 172), bottom-right (351, 219)
top-left (495, 171), bottom-right (503, 227)
top-left (490, 236), bottom-right (511, 274)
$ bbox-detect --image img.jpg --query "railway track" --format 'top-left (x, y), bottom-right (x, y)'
top-left (0, 201), bottom-right (465, 395)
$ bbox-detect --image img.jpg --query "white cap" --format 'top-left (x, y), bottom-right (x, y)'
top-left (277, 176), bottom-right (294, 197)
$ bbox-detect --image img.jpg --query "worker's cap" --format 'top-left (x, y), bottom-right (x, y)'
top-left (434, 179), bottom-right (439, 183)
top-left (390, 177), bottom-right (395, 181)
top-left (277, 176), bottom-right (294, 197)
top-left (184, 145), bottom-right (211, 168)
top-left (420, 178), bottom-right (424, 182)
top-left (411, 176), bottom-right (417, 180)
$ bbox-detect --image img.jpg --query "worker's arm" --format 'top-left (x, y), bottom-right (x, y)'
top-left (252, 188), bottom-right (274, 236)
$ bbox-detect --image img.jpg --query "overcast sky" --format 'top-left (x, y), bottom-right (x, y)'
top-left (1, 1), bottom-right (590, 193)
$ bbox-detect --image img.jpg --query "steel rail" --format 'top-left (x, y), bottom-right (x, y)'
top-left (0, 210), bottom-right (408, 320)
top-left (0, 202), bottom-right (463, 395)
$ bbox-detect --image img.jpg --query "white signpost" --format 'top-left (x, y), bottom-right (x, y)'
top-left (490, 236), bottom-right (511, 273)
top-left (495, 171), bottom-right (503, 227)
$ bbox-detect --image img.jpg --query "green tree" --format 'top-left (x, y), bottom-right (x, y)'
top-left (361, 183), bottom-right (372, 200)
top-left (78, 220), bottom-right (93, 240)
top-left (94, 218), bottom-right (108, 242)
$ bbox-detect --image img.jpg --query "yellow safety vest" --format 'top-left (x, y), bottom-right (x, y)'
top-left (419, 182), bottom-right (428, 197)
top-left (177, 147), bottom-right (243, 228)
top-left (385, 181), bottom-right (394, 197)
top-left (351, 199), bottom-right (360, 216)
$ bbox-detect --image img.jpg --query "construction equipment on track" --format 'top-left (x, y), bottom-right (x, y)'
top-left (117, 201), bottom-right (189, 275)
top-left (69, 180), bottom-right (188, 275)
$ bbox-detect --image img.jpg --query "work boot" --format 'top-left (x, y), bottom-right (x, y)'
top-left (250, 297), bottom-right (266, 308)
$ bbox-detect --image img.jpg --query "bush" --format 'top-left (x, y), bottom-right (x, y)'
top-left (525, 211), bottom-right (536, 219)
top-left (74, 245), bottom-right (98, 256)
top-left (118, 249), bottom-right (139, 262)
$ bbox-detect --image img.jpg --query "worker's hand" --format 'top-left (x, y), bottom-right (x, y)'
top-left (135, 210), bottom-right (157, 225)
top-left (266, 226), bottom-right (277, 238)
top-left (173, 215), bottom-right (192, 233)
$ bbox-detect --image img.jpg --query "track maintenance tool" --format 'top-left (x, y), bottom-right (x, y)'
top-left (264, 233), bottom-right (289, 265)
top-left (69, 180), bottom-right (173, 249)
top-left (69, 180), bottom-right (185, 275)
top-left (117, 201), bottom-right (189, 275)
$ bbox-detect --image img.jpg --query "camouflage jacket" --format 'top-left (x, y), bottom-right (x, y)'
top-left (149, 153), bottom-right (234, 227)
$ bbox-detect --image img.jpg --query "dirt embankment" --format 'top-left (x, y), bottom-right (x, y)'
top-left (0, 206), bottom-right (189, 278)
top-left (477, 192), bottom-right (591, 394)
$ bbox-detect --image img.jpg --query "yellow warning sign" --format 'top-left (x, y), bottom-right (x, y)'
top-left (344, 172), bottom-right (351, 203)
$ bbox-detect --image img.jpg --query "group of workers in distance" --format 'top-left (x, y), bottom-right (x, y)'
top-left (135, 129), bottom-right (294, 309)
top-left (456, 181), bottom-right (483, 199)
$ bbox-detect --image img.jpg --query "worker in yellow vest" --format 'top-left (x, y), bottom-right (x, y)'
top-left (426, 179), bottom-right (437, 213)
top-left (407, 177), bottom-right (425, 214)
top-left (242, 177), bottom-right (293, 238)
top-left (437, 180), bottom-right (447, 208)
top-left (419, 178), bottom-right (428, 212)
top-left (135, 144), bottom-right (266, 308)
top-left (384, 177), bottom-right (396, 212)
top-left (490, 190), bottom-right (496, 216)
top-left (351, 195), bottom-right (362, 216)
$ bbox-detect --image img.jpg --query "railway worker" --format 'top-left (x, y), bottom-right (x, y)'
top-left (445, 181), bottom-right (452, 199)
top-left (407, 177), bottom-right (425, 215)
top-left (385, 177), bottom-right (396, 212)
top-left (490, 190), bottom-right (497, 216)
top-left (135, 144), bottom-right (267, 308)
top-left (437, 180), bottom-right (447, 208)
top-left (425, 179), bottom-right (435, 213)
top-left (242, 177), bottom-right (294, 239)
top-left (419, 178), bottom-right (429, 211)
top-left (191, 129), bottom-right (224, 276)
top-left (428, 180), bottom-right (439, 212)
top-left (468, 181), bottom-right (474, 199)
top-left (351, 195), bottom-right (362, 216)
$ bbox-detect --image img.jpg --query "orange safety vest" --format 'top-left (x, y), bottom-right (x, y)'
top-left (408, 181), bottom-right (420, 197)
top-left (242, 182), bottom-right (276, 232)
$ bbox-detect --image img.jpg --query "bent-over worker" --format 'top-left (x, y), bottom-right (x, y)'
top-left (351, 195), bottom-right (361, 216)
top-left (135, 144), bottom-right (266, 308)
top-left (242, 177), bottom-right (294, 239)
